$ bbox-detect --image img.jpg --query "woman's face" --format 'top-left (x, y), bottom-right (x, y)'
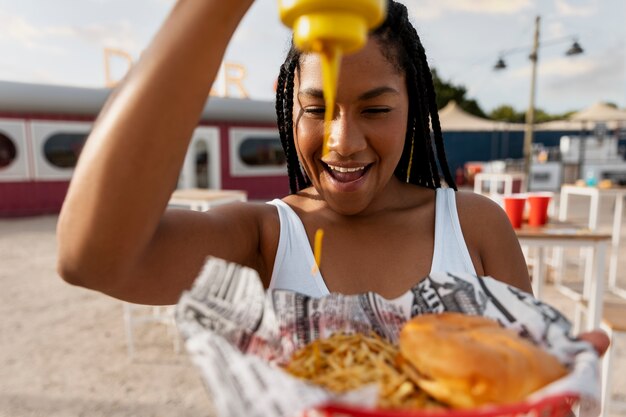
top-left (292, 38), bottom-right (410, 215)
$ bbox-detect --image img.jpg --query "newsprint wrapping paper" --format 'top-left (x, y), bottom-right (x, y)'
top-left (175, 257), bottom-right (600, 417)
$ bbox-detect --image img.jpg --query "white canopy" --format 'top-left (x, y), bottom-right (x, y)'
top-left (438, 100), bottom-right (503, 131)
top-left (569, 102), bottom-right (626, 122)
top-left (534, 119), bottom-right (579, 131)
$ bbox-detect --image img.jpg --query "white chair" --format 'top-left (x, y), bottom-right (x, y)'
top-left (574, 300), bottom-right (626, 417)
top-left (473, 172), bottom-right (527, 197)
top-left (599, 302), bottom-right (626, 417)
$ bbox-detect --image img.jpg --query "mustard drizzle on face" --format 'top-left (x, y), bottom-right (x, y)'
top-left (320, 47), bottom-right (341, 156)
top-left (312, 47), bottom-right (341, 273)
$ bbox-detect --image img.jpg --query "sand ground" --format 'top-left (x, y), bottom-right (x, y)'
top-left (1, 195), bottom-right (625, 417)
top-left (0, 216), bottom-right (214, 417)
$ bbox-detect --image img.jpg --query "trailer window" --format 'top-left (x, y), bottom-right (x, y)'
top-left (44, 133), bottom-right (88, 168)
top-left (195, 140), bottom-right (209, 188)
top-left (239, 137), bottom-right (286, 166)
top-left (229, 127), bottom-right (285, 177)
top-left (0, 133), bottom-right (17, 169)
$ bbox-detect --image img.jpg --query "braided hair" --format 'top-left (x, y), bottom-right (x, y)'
top-left (275, 0), bottom-right (456, 194)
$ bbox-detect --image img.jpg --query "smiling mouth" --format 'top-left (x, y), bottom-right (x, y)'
top-left (323, 162), bottom-right (372, 183)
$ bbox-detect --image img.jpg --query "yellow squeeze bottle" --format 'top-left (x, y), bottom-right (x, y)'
top-left (278, 0), bottom-right (387, 154)
top-left (279, 0), bottom-right (386, 271)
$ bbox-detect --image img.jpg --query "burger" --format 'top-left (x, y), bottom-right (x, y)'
top-left (399, 312), bottom-right (568, 408)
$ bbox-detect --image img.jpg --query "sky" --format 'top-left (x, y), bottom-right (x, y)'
top-left (0, 0), bottom-right (624, 115)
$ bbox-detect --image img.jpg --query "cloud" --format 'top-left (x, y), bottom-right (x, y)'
top-left (408, 0), bottom-right (533, 20)
top-left (501, 46), bottom-right (625, 107)
top-left (545, 47), bottom-right (625, 96)
top-left (555, 0), bottom-right (598, 17)
top-left (506, 55), bottom-right (596, 80)
top-left (405, 0), bottom-right (444, 20)
top-left (0, 8), bottom-right (140, 53)
top-left (545, 21), bottom-right (568, 39)
top-left (540, 56), bottom-right (597, 77)
top-left (444, 0), bottom-right (534, 14)
top-left (70, 21), bottom-right (141, 51)
top-left (0, 9), bottom-right (72, 49)
top-left (0, 60), bottom-right (63, 85)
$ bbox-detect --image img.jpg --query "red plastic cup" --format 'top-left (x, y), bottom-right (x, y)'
top-left (527, 192), bottom-right (553, 227)
top-left (503, 195), bottom-right (527, 229)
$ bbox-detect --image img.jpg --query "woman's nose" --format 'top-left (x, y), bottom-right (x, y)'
top-left (325, 115), bottom-right (367, 157)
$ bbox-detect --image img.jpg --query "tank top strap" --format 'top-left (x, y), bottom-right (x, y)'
top-left (266, 199), bottom-right (330, 297)
top-left (430, 188), bottom-right (477, 275)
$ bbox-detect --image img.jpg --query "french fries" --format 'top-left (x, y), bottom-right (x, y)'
top-left (284, 332), bottom-right (445, 409)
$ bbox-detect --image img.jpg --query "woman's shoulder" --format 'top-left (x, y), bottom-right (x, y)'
top-left (453, 190), bottom-right (531, 291)
top-left (198, 199), bottom-right (280, 248)
top-left (207, 198), bottom-right (279, 220)
top-left (454, 190), bottom-right (513, 241)
top-left (280, 189), bottom-right (329, 214)
top-left (454, 190), bottom-right (507, 216)
top-left (203, 199), bottom-right (280, 284)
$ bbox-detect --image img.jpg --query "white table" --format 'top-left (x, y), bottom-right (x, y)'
top-left (168, 188), bottom-right (247, 211)
top-left (558, 185), bottom-right (626, 298)
top-left (516, 224), bottom-right (611, 331)
top-left (474, 172), bottom-right (527, 196)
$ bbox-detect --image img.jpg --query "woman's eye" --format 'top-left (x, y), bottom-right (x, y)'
top-left (363, 107), bottom-right (391, 115)
top-left (304, 107), bottom-right (325, 116)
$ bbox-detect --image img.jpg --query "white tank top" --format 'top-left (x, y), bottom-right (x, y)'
top-left (267, 188), bottom-right (476, 297)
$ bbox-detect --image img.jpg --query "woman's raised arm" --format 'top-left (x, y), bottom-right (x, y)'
top-left (56, 0), bottom-right (262, 304)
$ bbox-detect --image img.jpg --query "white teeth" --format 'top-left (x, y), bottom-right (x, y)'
top-left (327, 165), bottom-right (365, 173)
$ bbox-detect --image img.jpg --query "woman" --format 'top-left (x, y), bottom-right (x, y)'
top-left (56, 0), bottom-right (607, 352)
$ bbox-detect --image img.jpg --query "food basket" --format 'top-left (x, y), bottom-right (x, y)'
top-left (310, 394), bottom-right (579, 417)
top-left (175, 257), bottom-right (600, 417)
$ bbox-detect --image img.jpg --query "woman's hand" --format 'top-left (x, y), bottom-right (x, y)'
top-left (577, 330), bottom-right (610, 356)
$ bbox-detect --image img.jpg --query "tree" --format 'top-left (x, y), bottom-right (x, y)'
top-left (489, 105), bottom-right (576, 123)
top-left (431, 69), bottom-right (487, 118)
top-left (489, 105), bottom-right (525, 123)
top-left (431, 69), bottom-right (578, 122)
top-left (533, 109), bottom-right (563, 123)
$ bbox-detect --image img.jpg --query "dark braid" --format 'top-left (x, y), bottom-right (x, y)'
top-left (277, 53), bottom-right (309, 193)
top-left (406, 39), bottom-right (440, 188)
top-left (411, 28), bottom-right (457, 188)
top-left (275, 60), bottom-right (295, 192)
top-left (375, 0), bottom-right (455, 190)
top-left (275, 0), bottom-right (457, 194)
